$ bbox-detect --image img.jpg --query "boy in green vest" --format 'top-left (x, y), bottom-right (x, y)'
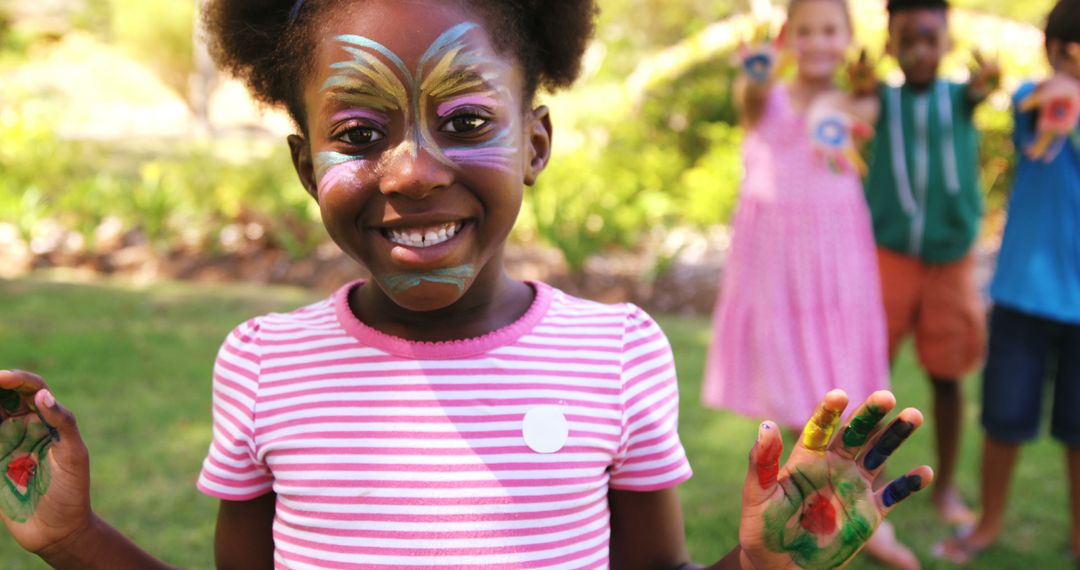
top-left (864, 0), bottom-right (1000, 527)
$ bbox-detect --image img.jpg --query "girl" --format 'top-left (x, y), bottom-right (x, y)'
top-left (0, 1), bottom-right (931, 568)
top-left (704, 0), bottom-right (888, 476)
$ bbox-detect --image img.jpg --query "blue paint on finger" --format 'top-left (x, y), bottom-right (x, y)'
top-left (862, 419), bottom-right (914, 470)
top-left (882, 474), bottom-right (922, 507)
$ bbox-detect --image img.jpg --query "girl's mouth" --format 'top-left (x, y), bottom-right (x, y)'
top-left (382, 221), bottom-right (465, 248)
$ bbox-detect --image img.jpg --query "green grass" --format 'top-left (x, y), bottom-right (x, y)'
top-left (0, 274), bottom-right (1072, 568)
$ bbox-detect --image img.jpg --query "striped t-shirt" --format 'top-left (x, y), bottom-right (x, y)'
top-left (197, 280), bottom-right (692, 569)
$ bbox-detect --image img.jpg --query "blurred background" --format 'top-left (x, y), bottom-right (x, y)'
top-left (0, 0), bottom-right (1053, 313)
top-left (0, 0), bottom-right (1071, 568)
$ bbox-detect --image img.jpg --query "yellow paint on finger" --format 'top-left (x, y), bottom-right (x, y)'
top-left (801, 404), bottom-right (842, 453)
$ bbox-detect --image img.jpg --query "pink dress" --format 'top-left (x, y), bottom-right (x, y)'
top-left (702, 85), bottom-right (889, 429)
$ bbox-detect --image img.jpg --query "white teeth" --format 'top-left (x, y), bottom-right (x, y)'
top-left (386, 222), bottom-right (463, 248)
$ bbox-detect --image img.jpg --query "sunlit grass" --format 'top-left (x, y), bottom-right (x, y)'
top-left (0, 275), bottom-right (1071, 568)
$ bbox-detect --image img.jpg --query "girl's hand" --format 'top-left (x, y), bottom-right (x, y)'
top-left (806, 97), bottom-right (873, 176)
top-left (738, 390), bottom-right (933, 570)
top-left (845, 49), bottom-right (878, 99)
top-left (0, 370), bottom-right (92, 555)
top-left (738, 23), bottom-right (784, 84)
top-left (1018, 73), bottom-right (1080, 162)
top-left (967, 49), bottom-right (1001, 103)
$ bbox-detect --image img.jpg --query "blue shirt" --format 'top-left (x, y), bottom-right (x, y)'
top-left (989, 82), bottom-right (1080, 323)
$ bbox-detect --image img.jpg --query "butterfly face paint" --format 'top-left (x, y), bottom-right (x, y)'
top-left (314, 22), bottom-right (520, 197)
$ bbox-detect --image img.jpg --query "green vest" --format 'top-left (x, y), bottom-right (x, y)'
top-left (865, 81), bottom-right (984, 263)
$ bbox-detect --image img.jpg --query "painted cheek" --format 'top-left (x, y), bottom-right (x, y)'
top-left (316, 160), bottom-right (365, 200)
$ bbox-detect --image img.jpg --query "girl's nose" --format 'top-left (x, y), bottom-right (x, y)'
top-left (379, 141), bottom-right (454, 199)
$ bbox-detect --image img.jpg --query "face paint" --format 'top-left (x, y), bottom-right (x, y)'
top-left (0, 417), bottom-right (52, 522)
top-left (841, 404), bottom-right (885, 448)
top-left (762, 465), bottom-right (874, 569)
top-left (801, 403), bottom-right (842, 453)
top-left (881, 474), bottom-right (922, 507)
top-left (316, 22), bottom-right (518, 193)
top-left (383, 264), bottom-right (476, 295)
top-left (862, 419), bottom-right (915, 471)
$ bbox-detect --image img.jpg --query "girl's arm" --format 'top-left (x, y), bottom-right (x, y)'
top-left (608, 487), bottom-right (746, 570)
top-left (214, 494), bottom-right (276, 569)
top-left (736, 74), bottom-right (774, 130)
top-left (0, 370), bottom-right (176, 569)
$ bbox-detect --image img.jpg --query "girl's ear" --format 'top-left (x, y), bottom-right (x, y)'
top-left (288, 134), bottom-right (319, 200)
top-left (523, 105), bottom-right (553, 186)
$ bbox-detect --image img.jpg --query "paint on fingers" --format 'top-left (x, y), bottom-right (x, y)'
top-left (801, 403), bottom-right (842, 453)
top-left (881, 474), bottom-right (923, 507)
top-left (862, 419), bottom-right (915, 471)
top-left (841, 404), bottom-right (885, 448)
top-left (756, 423), bottom-right (782, 489)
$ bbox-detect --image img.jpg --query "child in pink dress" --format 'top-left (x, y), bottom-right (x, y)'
top-left (704, 0), bottom-right (889, 431)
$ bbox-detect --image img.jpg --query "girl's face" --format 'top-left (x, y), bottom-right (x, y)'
top-left (289, 0), bottom-right (551, 313)
top-left (1048, 40), bottom-right (1080, 81)
top-left (785, 0), bottom-right (852, 82)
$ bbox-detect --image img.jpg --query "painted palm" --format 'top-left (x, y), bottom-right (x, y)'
top-left (739, 391), bottom-right (930, 569)
top-left (0, 390), bottom-right (52, 524)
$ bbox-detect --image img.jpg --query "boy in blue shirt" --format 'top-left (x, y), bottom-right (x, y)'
top-left (937, 0), bottom-right (1080, 563)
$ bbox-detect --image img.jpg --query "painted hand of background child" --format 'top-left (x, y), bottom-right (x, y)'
top-left (967, 49), bottom-right (1001, 103)
top-left (806, 97), bottom-right (873, 176)
top-left (845, 48), bottom-right (878, 99)
top-left (737, 390), bottom-right (933, 569)
top-left (1019, 72), bottom-right (1080, 162)
top-left (0, 370), bottom-right (92, 556)
top-left (738, 22), bottom-right (784, 84)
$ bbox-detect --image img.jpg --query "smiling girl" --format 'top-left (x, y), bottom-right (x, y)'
top-left (0, 1), bottom-right (931, 568)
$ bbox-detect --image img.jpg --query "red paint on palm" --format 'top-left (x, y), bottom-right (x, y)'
top-left (756, 437), bottom-right (782, 489)
top-left (6, 455), bottom-right (36, 491)
top-left (799, 494), bottom-right (837, 535)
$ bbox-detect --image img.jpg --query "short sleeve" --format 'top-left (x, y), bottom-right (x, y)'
top-left (1012, 82), bottom-right (1039, 150)
top-left (196, 318), bottom-right (274, 501)
top-left (608, 305), bottom-right (693, 491)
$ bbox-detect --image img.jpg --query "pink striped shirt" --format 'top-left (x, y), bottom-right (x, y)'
top-left (197, 280), bottom-right (692, 569)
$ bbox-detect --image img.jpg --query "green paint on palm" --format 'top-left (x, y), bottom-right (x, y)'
top-left (0, 390), bottom-right (21, 413)
top-left (842, 404), bottom-right (884, 448)
top-left (0, 417), bottom-right (52, 522)
top-left (762, 465), bottom-right (875, 569)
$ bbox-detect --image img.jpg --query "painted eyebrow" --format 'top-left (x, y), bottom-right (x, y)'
top-left (426, 68), bottom-right (496, 101)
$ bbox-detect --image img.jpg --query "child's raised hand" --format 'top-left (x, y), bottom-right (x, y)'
top-left (0, 370), bottom-right (92, 555)
top-left (845, 48), bottom-right (879, 99)
top-left (806, 97), bottom-right (873, 176)
top-left (738, 390), bottom-right (933, 569)
top-left (1018, 73), bottom-right (1080, 162)
top-left (967, 49), bottom-right (1001, 103)
top-left (738, 22), bottom-right (784, 84)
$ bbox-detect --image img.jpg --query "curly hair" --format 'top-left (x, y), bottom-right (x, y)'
top-left (202, 0), bottom-right (597, 130)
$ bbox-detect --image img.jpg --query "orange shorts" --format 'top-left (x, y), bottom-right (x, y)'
top-left (877, 248), bottom-right (986, 380)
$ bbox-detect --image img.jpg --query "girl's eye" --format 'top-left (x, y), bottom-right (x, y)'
top-left (339, 126), bottom-right (384, 146)
top-left (443, 115), bottom-right (489, 134)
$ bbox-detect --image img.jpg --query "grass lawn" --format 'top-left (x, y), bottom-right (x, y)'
top-left (0, 274), bottom-right (1073, 568)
